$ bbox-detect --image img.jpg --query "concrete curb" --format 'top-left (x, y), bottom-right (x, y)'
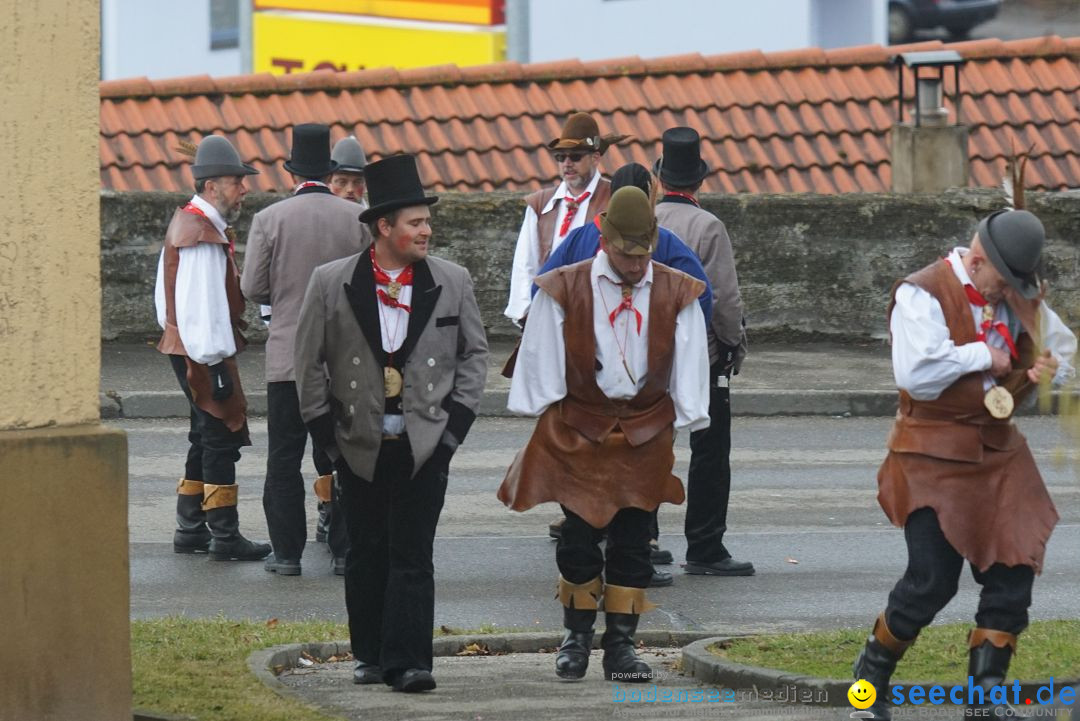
top-left (101, 388), bottom-right (1080, 421)
top-left (682, 637), bottom-right (1080, 709)
top-left (250, 630), bottom-right (717, 686)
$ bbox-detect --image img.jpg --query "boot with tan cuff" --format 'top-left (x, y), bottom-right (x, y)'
top-left (600, 585), bottom-right (656, 683)
top-left (555, 576), bottom-right (602, 680)
top-left (202, 483), bottom-right (272, 562)
top-left (174, 479), bottom-right (212, 553)
top-left (852, 612), bottom-right (915, 721)
top-left (967, 628), bottom-right (1019, 717)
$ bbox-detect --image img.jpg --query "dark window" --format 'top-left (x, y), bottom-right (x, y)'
top-left (210, 0), bottom-right (239, 50)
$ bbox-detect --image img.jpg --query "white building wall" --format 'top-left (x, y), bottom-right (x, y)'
top-left (526, 0), bottom-right (886, 63)
top-left (101, 0), bottom-right (242, 80)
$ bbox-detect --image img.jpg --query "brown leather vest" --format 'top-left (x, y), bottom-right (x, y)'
top-left (538, 260), bottom-right (700, 447)
top-left (877, 259), bottom-right (1056, 572)
top-left (525, 177), bottom-right (612, 265)
top-left (156, 207), bottom-right (249, 434)
top-left (156, 208), bottom-right (247, 358)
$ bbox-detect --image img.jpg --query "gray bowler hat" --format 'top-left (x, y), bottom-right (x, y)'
top-left (977, 209), bottom-right (1044, 299)
top-left (191, 135), bottom-right (259, 180)
top-left (331, 136), bottom-right (367, 174)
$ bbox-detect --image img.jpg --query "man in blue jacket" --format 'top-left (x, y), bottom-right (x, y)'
top-left (533, 162), bottom-right (712, 587)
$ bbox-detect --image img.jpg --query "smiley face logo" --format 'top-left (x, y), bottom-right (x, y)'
top-left (848, 679), bottom-right (876, 709)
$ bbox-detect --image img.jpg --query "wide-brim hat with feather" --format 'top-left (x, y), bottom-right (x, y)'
top-left (547, 112), bottom-right (630, 156)
top-left (182, 135), bottom-right (259, 180)
top-left (358, 154), bottom-right (438, 224)
top-left (599, 186), bottom-right (659, 256)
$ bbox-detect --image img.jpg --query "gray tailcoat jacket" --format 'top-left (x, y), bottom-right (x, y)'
top-left (655, 198), bottom-right (747, 371)
top-left (294, 247), bottom-right (488, 480)
top-left (240, 187), bottom-right (371, 382)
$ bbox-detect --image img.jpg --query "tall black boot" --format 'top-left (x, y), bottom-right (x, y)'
top-left (852, 613), bottom-right (915, 721)
top-left (173, 479), bottom-right (211, 553)
top-left (554, 576), bottom-right (602, 680)
top-left (556, 607), bottom-right (596, 680)
top-left (203, 483), bottom-right (272, 561)
top-left (967, 629), bottom-right (1018, 717)
top-left (600, 584), bottom-right (654, 683)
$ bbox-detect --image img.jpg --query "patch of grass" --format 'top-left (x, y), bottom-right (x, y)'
top-left (132, 616), bottom-right (346, 721)
top-left (132, 617), bottom-right (539, 720)
top-left (709, 621), bottom-right (1080, 683)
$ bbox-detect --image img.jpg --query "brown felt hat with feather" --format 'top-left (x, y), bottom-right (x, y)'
top-left (547, 112), bottom-right (630, 155)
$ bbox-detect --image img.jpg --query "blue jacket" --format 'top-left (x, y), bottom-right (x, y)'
top-left (533, 220), bottom-right (713, 323)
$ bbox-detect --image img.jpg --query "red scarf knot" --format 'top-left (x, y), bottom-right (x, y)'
top-left (371, 247), bottom-right (413, 313)
top-left (558, 190), bottom-right (591, 238)
top-left (608, 286), bottom-right (643, 335)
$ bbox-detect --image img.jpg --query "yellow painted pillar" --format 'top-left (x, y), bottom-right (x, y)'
top-left (0, 2), bottom-right (131, 720)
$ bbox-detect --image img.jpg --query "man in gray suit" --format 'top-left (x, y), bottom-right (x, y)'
top-left (240, 123), bottom-right (370, 576)
top-left (653, 127), bottom-right (754, 577)
top-left (295, 154), bottom-right (487, 693)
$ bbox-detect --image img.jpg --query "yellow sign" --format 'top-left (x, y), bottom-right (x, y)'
top-left (253, 0), bottom-right (504, 25)
top-left (254, 12), bottom-right (505, 73)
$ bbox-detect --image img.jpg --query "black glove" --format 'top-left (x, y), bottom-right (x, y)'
top-left (209, 361), bottom-right (233, 401)
top-left (430, 443), bottom-right (455, 476)
top-left (717, 343), bottom-right (738, 378)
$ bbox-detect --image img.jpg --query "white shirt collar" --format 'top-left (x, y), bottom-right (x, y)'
top-left (946, 247), bottom-right (975, 287)
top-left (543, 170), bottom-right (602, 213)
top-left (592, 249), bottom-right (653, 289)
top-left (189, 194), bottom-right (228, 236)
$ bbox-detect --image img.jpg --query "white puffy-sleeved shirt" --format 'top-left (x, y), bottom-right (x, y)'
top-left (503, 170), bottom-right (602, 323)
top-left (890, 247), bottom-right (1076, 401)
top-left (154, 194), bottom-right (236, 366)
top-left (508, 251), bottom-right (711, 431)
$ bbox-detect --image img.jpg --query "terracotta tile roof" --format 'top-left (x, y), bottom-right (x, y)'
top-left (100, 36), bottom-right (1080, 194)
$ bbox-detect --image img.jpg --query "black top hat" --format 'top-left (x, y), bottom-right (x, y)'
top-left (653, 126), bottom-right (710, 187)
top-left (284, 123), bottom-right (338, 178)
top-left (977, 209), bottom-right (1045, 300)
top-left (358, 154), bottom-right (438, 224)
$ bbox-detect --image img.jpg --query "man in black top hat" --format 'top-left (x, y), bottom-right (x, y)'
top-left (241, 123), bottom-right (370, 576)
top-left (653, 127), bottom-right (754, 577)
top-left (295, 154), bottom-right (488, 692)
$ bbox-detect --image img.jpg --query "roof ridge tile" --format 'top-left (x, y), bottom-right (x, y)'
top-left (100, 76), bottom-right (155, 99)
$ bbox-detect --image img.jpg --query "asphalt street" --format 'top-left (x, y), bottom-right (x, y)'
top-left (125, 415), bottom-right (1080, 634)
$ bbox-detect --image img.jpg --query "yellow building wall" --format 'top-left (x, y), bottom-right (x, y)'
top-left (0, 0), bottom-right (101, 429)
top-left (254, 12), bottom-right (506, 73)
top-left (254, 0), bottom-right (501, 25)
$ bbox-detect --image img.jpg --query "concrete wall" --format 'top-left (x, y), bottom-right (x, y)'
top-left (1, 2), bottom-right (132, 721)
top-left (101, 188), bottom-right (1080, 345)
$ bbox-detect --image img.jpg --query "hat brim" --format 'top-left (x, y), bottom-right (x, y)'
top-left (358, 195), bottom-right (438, 224)
top-left (192, 162), bottom-right (260, 180)
top-left (334, 165), bottom-right (366, 175)
top-left (978, 211), bottom-right (1041, 300)
top-left (283, 159), bottom-right (340, 178)
top-left (652, 157), bottom-right (710, 187)
top-left (548, 139), bottom-right (602, 153)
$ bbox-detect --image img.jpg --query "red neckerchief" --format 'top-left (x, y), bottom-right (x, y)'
top-left (663, 191), bottom-right (700, 206)
top-left (182, 202), bottom-right (235, 258)
top-left (943, 257), bottom-right (1019, 359)
top-left (604, 279), bottom-right (643, 334)
top-left (371, 246), bottom-right (413, 313)
top-left (558, 190), bottom-right (591, 238)
top-left (293, 180), bottom-right (328, 194)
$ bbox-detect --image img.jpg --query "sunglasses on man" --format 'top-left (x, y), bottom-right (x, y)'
top-left (553, 152), bottom-right (588, 163)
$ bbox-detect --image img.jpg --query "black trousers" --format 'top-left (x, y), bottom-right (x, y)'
top-left (338, 438), bottom-right (448, 677)
top-left (557, 506), bottom-right (652, 589)
top-left (884, 508), bottom-right (1035, 640)
top-left (684, 364), bottom-right (733, 563)
top-left (263, 381), bottom-right (348, 560)
top-left (170, 355), bottom-right (242, 484)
